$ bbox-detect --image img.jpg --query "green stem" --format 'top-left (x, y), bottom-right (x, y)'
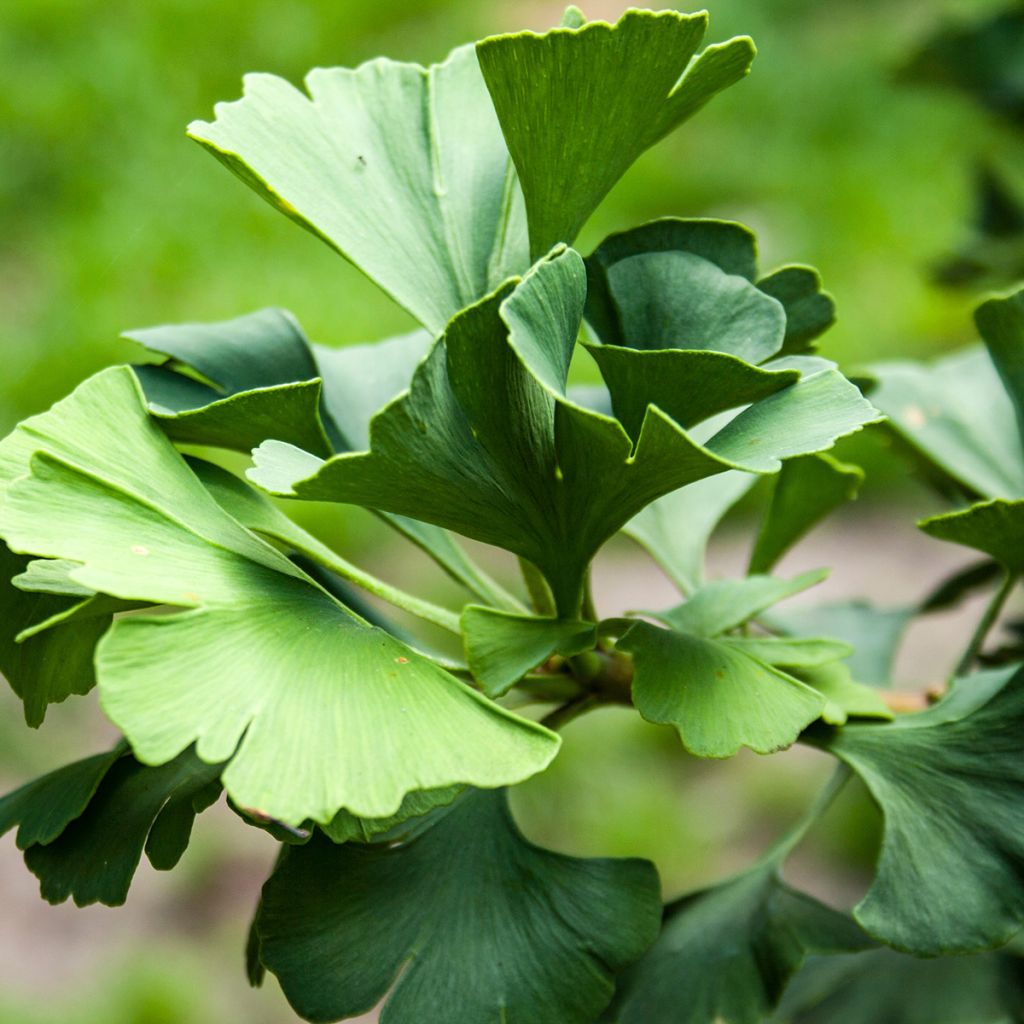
top-left (379, 512), bottom-right (525, 612)
top-left (765, 763), bottom-right (852, 864)
top-left (953, 570), bottom-right (1018, 679)
top-left (519, 557), bottom-right (557, 617)
top-left (540, 692), bottom-right (600, 731)
top-left (582, 566), bottom-right (599, 623)
top-left (296, 536), bottom-right (462, 635)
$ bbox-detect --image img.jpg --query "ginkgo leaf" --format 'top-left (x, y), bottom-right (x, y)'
top-left (461, 606), bottom-right (596, 697)
top-left (867, 346), bottom-right (1024, 499)
top-left (131, 308), bottom-right (516, 609)
top-left (250, 248), bottom-right (877, 615)
top-left (623, 471), bottom-right (756, 594)
top-left (126, 306), bottom-right (320, 391)
top-left (619, 622), bottom-right (825, 757)
top-left (919, 498), bottom-right (1024, 570)
top-left (477, 11), bottom-right (754, 257)
top-left (653, 570), bottom-right (828, 637)
top-left (773, 947), bottom-right (1024, 1024)
top-left (722, 636), bottom-right (854, 669)
top-left (253, 788), bottom-right (661, 1024)
top-left (756, 266), bottom-right (836, 354)
top-left (588, 346), bottom-right (797, 440)
top-left (585, 218), bottom-right (834, 356)
top-left (791, 662), bottom-right (894, 726)
top-left (606, 858), bottom-right (870, 1024)
top-left (189, 45), bottom-right (528, 333)
top-left (764, 600), bottom-right (915, 687)
top-left (810, 665), bottom-right (1024, 954)
top-left (0, 367), bottom-right (559, 826)
top-left (134, 369), bottom-right (332, 456)
top-left (0, 544), bottom-right (113, 726)
top-left (11, 747), bottom-right (222, 907)
top-left (0, 744), bottom-right (125, 850)
top-left (972, 289), bottom-right (1024, 439)
top-left (750, 454), bottom-right (863, 574)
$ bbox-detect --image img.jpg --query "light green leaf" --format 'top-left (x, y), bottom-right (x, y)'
top-left (606, 860), bottom-right (869, 1024)
top-left (311, 330), bottom-right (433, 451)
top-left (764, 600), bottom-right (914, 687)
top-left (478, 11), bottom-right (754, 257)
top-left (623, 471), bottom-right (756, 594)
top-left (0, 367), bottom-right (558, 825)
top-left (794, 662), bottom-right (894, 725)
top-left (975, 288), bottom-right (1024, 447)
top-left (254, 789), bottom-right (661, 1024)
top-left (251, 249), bottom-right (877, 614)
top-left (810, 665), bottom-right (1024, 954)
top-left (20, 747), bottom-right (222, 907)
top-left (189, 46), bottom-right (528, 333)
top-left (461, 606), bottom-right (596, 697)
top-left (750, 454), bottom-right (864, 574)
top-left (919, 498), bottom-right (1024, 570)
top-left (619, 622), bottom-right (825, 757)
top-left (0, 744), bottom-right (125, 849)
top-left (655, 570), bottom-right (828, 636)
top-left (867, 346), bottom-right (1024, 499)
top-left (722, 636), bottom-right (854, 669)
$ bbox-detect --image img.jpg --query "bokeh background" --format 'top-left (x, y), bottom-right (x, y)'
top-left (1, 0), bottom-right (1017, 1020)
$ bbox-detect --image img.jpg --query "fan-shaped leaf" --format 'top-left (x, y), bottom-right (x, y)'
top-left (811, 666), bottom-right (1024, 953)
top-left (251, 249), bottom-right (877, 614)
top-left (477, 11), bottom-right (754, 257)
top-left (254, 788), bottom-right (661, 1024)
top-left (189, 46), bottom-right (528, 333)
top-left (606, 859), bottom-right (870, 1024)
top-left (0, 368), bottom-right (558, 826)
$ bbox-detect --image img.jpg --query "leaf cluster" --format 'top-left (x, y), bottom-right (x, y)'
top-left (2, 7), bottom-right (1024, 1023)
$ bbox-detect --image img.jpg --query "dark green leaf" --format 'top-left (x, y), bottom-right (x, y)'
top-left (0, 744), bottom-right (125, 849)
top-left (135, 368), bottom-right (332, 457)
top-left (251, 249), bottom-right (877, 614)
top-left (756, 266), bottom-right (836, 354)
top-left (255, 788), bottom-right (661, 1024)
top-left (23, 747), bottom-right (223, 907)
top-left (126, 307), bottom-right (319, 392)
top-left (478, 11), bottom-right (754, 257)
top-left (585, 218), bottom-right (833, 356)
top-left (810, 666), bottom-right (1024, 954)
top-left (606, 859), bottom-right (870, 1024)
top-left (461, 606), bottom-right (595, 696)
top-left (0, 544), bottom-right (114, 726)
top-left (775, 947), bottom-right (1024, 1024)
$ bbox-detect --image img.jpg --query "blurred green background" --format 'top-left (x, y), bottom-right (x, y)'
top-left (0, 0), bottom-right (1012, 1020)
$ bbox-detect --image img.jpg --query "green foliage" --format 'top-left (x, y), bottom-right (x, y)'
top-left (2, 6), bottom-right (1024, 1022)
